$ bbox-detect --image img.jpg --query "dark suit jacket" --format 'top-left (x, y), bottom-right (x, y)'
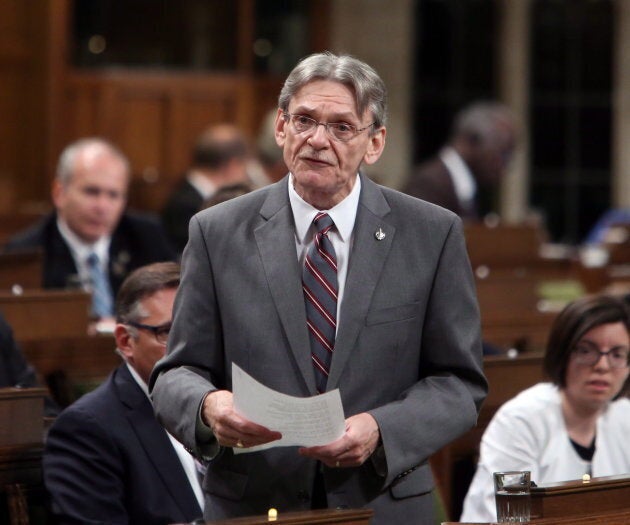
top-left (403, 156), bottom-right (477, 219)
top-left (43, 364), bottom-right (203, 525)
top-left (151, 174), bottom-right (487, 524)
top-left (0, 311), bottom-right (60, 415)
top-left (4, 212), bottom-right (176, 296)
top-left (161, 178), bottom-right (204, 253)
top-left (0, 311), bottom-right (37, 388)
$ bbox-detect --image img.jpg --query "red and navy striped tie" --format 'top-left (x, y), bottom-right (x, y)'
top-left (303, 212), bottom-right (338, 394)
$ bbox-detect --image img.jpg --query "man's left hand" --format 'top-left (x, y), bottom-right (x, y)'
top-left (298, 412), bottom-right (380, 468)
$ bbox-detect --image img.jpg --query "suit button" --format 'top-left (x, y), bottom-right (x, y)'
top-left (297, 490), bottom-right (309, 502)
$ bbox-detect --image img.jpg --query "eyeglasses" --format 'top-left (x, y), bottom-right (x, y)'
top-left (284, 113), bottom-right (375, 142)
top-left (127, 321), bottom-right (171, 345)
top-left (572, 342), bottom-right (630, 369)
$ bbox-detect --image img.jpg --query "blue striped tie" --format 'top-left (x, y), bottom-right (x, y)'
top-left (302, 213), bottom-right (338, 394)
top-left (86, 252), bottom-right (114, 317)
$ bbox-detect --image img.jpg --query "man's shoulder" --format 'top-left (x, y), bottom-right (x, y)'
top-left (163, 178), bottom-right (203, 209)
top-left (375, 180), bottom-right (459, 223)
top-left (53, 372), bottom-right (122, 427)
top-left (117, 210), bottom-right (164, 232)
top-left (4, 214), bottom-right (55, 250)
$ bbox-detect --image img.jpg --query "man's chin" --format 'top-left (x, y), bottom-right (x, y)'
top-left (77, 229), bottom-right (108, 244)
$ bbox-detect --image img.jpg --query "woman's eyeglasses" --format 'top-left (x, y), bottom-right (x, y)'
top-left (572, 342), bottom-right (630, 369)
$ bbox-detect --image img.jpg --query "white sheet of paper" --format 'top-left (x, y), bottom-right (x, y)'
top-left (231, 363), bottom-right (345, 454)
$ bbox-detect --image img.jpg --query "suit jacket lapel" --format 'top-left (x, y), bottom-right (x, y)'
top-left (327, 175), bottom-right (394, 390)
top-left (255, 179), bottom-right (316, 393)
top-left (115, 366), bottom-right (202, 517)
top-left (46, 216), bottom-right (80, 289)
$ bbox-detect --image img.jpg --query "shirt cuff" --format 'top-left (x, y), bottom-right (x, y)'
top-left (195, 391), bottom-right (221, 461)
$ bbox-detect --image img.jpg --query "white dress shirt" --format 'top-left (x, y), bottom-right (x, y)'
top-left (187, 170), bottom-right (218, 200)
top-left (56, 217), bottom-right (111, 289)
top-left (439, 146), bottom-right (477, 208)
top-left (288, 173), bottom-right (361, 327)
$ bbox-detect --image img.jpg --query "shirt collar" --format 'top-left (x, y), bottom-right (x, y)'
top-left (187, 170), bottom-right (217, 199)
top-left (125, 362), bottom-right (151, 400)
top-left (439, 146), bottom-right (477, 202)
top-left (56, 216), bottom-right (111, 263)
top-left (288, 173), bottom-right (361, 243)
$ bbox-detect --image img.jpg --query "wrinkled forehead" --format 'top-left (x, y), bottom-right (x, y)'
top-left (70, 147), bottom-right (130, 185)
top-left (289, 80), bottom-right (362, 118)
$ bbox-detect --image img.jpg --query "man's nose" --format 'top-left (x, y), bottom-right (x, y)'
top-left (308, 123), bottom-right (330, 146)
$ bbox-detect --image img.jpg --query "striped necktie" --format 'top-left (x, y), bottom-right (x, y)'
top-left (86, 252), bottom-right (114, 318)
top-left (302, 212), bottom-right (338, 394)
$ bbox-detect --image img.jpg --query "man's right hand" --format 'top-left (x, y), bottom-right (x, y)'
top-left (201, 390), bottom-right (282, 449)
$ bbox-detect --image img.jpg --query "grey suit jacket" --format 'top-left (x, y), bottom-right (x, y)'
top-left (151, 174), bottom-right (487, 524)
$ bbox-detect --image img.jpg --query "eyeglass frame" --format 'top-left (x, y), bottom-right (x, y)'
top-left (126, 321), bottom-right (171, 345)
top-left (571, 341), bottom-right (630, 369)
top-left (283, 112), bottom-right (376, 142)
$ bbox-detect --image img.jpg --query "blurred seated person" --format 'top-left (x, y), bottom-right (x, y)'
top-left (200, 182), bottom-right (253, 211)
top-left (0, 311), bottom-right (59, 416)
top-left (43, 262), bottom-right (204, 525)
top-left (161, 124), bottom-right (249, 253)
top-left (403, 101), bottom-right (517, 220)
top-left (461, 294), bottom-right (630, 522)
top-left (584, 208), bottom-right (630, 245)
top-left (4, 138), bottom-right (176, 324)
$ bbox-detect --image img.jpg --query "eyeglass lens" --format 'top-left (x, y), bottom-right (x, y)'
top-left (573, 344), bottom-right (630, 368)
top-left (288, 114), bottom-right (357, 142)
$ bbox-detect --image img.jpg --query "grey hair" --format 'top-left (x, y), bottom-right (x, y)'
top-left (452, 101), bottom-right (515, 145)
top-left (56, 137), bottom-right (130, 186)
top-left (278, 51), bottom-right (387, 129)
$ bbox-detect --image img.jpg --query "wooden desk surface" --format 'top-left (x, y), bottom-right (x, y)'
top-left (444, 509), bottom-right (630, 524)
top-left (0, 289), bottom-right (91, 341)
top-left (181, 508), bottom-right (373, 525)
top-left (530, 474), bottom-right (630, 519)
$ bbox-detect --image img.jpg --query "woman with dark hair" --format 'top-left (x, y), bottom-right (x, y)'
top-left (461, 294), bottom-right (630, 522)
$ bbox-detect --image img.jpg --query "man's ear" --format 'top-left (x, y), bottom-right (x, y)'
top-left (51, 179), bottom-right (64, 209)
top-left (363, 127), bottom-right (386, 166)
top-left (114, 323), bottom-right (134, 361)
top-left (274, 108), bottom-right (287, 148)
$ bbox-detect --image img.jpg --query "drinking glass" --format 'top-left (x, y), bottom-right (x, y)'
top-left (493, 470), bottom-right (531, 523)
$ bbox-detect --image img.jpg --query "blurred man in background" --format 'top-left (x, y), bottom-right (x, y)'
top-left (4, 138), bottom-right (176, 321)
top-left (161, 124), bottom-right (250, 253)
top-left (403, 101), bottom-right (517, 220)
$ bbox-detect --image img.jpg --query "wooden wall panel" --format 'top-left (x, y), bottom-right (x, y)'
top-left (62, 82), bottom-right (101, 143)
top-left (0, 1), bottom-right (329, 218)
top-left (0, 0), bottom-right (48, 209)
top-left (57, 72), bottom-right (280, 212)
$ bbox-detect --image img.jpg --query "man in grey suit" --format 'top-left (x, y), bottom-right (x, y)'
top-left (150, 51), bottom-right (487, 524)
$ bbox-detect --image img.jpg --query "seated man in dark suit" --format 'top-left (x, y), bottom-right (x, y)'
top-left (4, 138), bottom-right (176, 321)
top-left (0, 310), bottom-right (37, 389)
top-left (0, 310), bottom-right (60, 415)
top-left (43, 262), bottom-right (204, 525)
top-left (161, 124), bottom-right (249, 253)
top-left (403, 101), bottom-right (517, 220)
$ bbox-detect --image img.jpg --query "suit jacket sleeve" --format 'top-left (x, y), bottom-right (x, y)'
top-left (151, 213), bottom-right (225, 456)
top-left (367, 214), bottom-right (486, 487)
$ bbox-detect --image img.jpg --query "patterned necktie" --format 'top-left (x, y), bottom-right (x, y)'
top-left (86, 252), bottom-right (114, 317)
top-left (302, 212), bottom-right (338, 394)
